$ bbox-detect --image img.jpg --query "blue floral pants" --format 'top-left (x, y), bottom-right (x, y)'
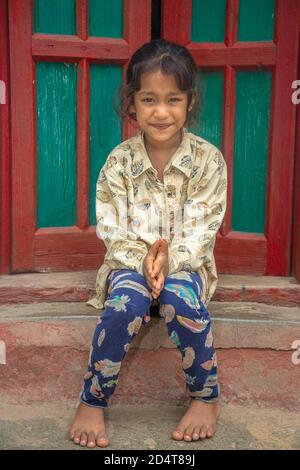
top-left (80, 269), bottom-right (219, 408)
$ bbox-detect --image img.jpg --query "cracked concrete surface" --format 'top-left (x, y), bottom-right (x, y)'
top-left (0, 401), bottom-right (299, 450)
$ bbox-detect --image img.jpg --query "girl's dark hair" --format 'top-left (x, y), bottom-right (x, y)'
top-left (113, 39), bottom-right (203, 129)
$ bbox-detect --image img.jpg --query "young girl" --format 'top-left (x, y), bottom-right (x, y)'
top-left (69, 39), bottom-right (227, 448)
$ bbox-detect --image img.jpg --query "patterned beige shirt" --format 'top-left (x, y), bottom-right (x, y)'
top-left (86, 127), bottom-right (227, 310)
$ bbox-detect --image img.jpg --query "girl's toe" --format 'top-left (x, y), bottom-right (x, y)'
top-left (184, 424), bottom-right (194, 441)
top-left (73, 430), bottom-right (81, 444)
top-left (172, 429), bottom-right (184, 440)
top-left (87, 431), bottom-right (96, 448)
top-left (96, 434), bottom-right (109, 447)
top-left (192, 427), bottom-right (201, 440)
top-left (79, 431), bottom-right (88, 446)
top-left (199, 425), bottom-right (208, 439)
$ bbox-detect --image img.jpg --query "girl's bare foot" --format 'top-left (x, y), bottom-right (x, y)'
top-left (69, 402), bottom-right (109, 448)
top-left (171, 400), bottom-right (221, 441)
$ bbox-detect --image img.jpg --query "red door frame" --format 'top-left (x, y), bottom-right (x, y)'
top-left (162, 0), bottom-right (299, 276)
top-left (9, 0), bottom-right (151, 273)
top-left (293, 14), bottom-right (300, 282)
top-left (293, 100), bottom-right (300, 282)
top-left (0, 0), bottom-right (10, 274)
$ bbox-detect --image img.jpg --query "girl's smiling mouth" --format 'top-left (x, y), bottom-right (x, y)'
top-left (151, 124), bottom-right (173, 129)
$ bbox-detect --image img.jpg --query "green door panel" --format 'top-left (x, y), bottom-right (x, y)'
top-left (190, 70), bottom-right (224, 151)
top-left (232, 70), bottom-right (271, 233)
top-left (36, 62), bottom-right (77, 227)
top-left (191, 0), bottom-right (226, 43)
top-left (34, 0), bottom-right (76, 35)
top-left (89, 65), bottom-right (122, 226)
top-left (238, 0), bottom-right (275, 41)
top-left (89, 0), bottom-right (123, 38)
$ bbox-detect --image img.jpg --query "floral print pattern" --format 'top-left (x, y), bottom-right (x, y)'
top-left (86, 127), bottom-right (227, 311)
top-left (80, 269), bottom-right (219, 408)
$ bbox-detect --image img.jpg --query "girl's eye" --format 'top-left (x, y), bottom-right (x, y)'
top-left (141, 98), bottom-right (182, 103)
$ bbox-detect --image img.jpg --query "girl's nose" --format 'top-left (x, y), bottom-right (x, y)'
top-left (154, 104), bottom-right (169, 118)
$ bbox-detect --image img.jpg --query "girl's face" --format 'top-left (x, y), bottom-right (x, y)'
top-left (130, 70), bottom-right (195, 149)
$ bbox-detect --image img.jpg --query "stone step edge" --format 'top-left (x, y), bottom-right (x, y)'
top-left (0, 301), bottom-right (299, 351)
top-left (1, 272), bottom-right (299, 307)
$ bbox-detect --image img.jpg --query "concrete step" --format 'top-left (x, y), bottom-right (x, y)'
top-left (1, 402), bottom-right (299, 450)
top-left (1, 301), bottom-right (299, 410)
top-left (1, 271), bottom-right (300, 307)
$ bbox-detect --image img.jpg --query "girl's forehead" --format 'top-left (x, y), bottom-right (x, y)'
top-left (138, 70), bottom-right (184, 95)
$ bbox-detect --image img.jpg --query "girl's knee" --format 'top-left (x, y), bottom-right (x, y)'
top-left (159, 278), bottom-right (199, 306)
top-left (109, 269), bottom-right (149, 291)
top-left (159, 281), bottom-right (209, 324)
top-left (105, 272), bottom-right (152, 318)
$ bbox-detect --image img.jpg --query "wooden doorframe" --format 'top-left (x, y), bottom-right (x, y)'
top-left (293, 101), bottom-right (300, 282)
top-left (162, 0), bottom-right (299, 276)
top-left (9, 0), bottom-right (151, 273)
top-left (0, 0), bottom-right (10, 274)
top-left (292, 12), bottom-right (300, 282)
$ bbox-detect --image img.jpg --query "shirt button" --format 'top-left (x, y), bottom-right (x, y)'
top-left (166, 185), bottom-right (176, 198)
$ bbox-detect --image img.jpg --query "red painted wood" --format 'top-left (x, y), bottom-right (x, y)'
top-left (215, 232), bottom-right (267, 275)
top-left (293, 103), bottom-right (300, 282)
top-left (77, 59), bottom-right (90, 230)
top-left (266, 0), bottom-right (299, 275)
top-left (161, 0), bottom-right (192, 45)
top-left (0, 0), bottom-right (10, 274)
top-left (220, 65), bottom-right (235, 237)
top-left (225, 0), bottom-right (239, 47)
top-left (293, 11), bottom-right (300, 282)
top-left (34, 227), bottom-right (105, 271)
top-left (9, 0), bottom-right (36, 272)
top-left (32, 35), bottom-right (130, 62)
top-left (187, 42), bottom-right (276, 67)
top-left (32, 36), bottom-right (276, 68)
top-left (76, 0), bottom-right (88, 41)
top-left (76, 2), bottom-right (89, 230)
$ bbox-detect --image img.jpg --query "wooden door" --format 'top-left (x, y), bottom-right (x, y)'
top-left (162, 0), bottom-right (300, 276)
top-left (9, 0), bottom-right (151, 273)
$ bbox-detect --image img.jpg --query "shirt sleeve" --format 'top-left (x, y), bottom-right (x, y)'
top-left (95, 155), bottom-right (148, 274)
top-left (168, 147), bottom-right (227, 274)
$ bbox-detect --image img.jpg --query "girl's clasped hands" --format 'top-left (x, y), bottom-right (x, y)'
top-left (143, 238), bottom-right (169, 299)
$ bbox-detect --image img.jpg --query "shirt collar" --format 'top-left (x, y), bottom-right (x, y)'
top-left (130, 127), bottom-right (192, 179)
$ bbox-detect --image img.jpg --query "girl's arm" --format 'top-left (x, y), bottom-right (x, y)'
top-left (168, 148), bottom-right (227, 274)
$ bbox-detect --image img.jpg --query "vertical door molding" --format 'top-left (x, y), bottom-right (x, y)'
top-left (0, 0), bottom-right (10, 273)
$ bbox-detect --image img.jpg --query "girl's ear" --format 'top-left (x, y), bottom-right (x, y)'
top-left (129, 103), bottom-right (136, 114)
top-left (189, 92), bottom-right (196, 110)
top-left (128, 95), bottom-right (136, 115)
